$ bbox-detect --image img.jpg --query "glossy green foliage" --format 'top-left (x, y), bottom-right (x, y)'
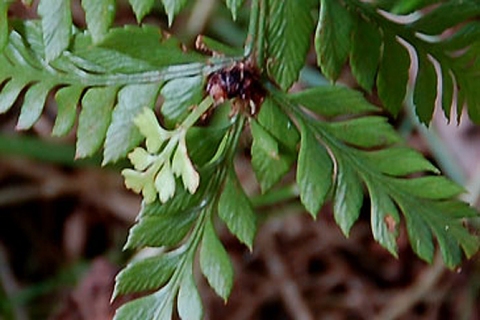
top-left (218, 172), bottom-right (257, 249)
top-left (317, 0), bottom-right (480, 123)
top-left (38, 0), bottom-right (72, 61)
top-left (316, 0), bottom-right (353, 81)
top-left (114, 118), bottom-right (246, 320)
top-left (285, 87), bottom-right (479, 265)
top-left (297, 123), bottom-right (333, 217)
top-left (0, 21), bottom-right (207, 163)
top-left (82, 0), bottom-right (116, 43)
top-left (266, 0), bottom-right (316, 89)
top-left (251, 98), bottom-right (298, 192)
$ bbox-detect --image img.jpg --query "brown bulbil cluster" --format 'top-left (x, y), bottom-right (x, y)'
top-left (206, 61), bottom-right (265, 116)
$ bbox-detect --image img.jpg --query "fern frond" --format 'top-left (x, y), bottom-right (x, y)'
top-left (265, 85), bottom-right (480, 267)
top-left (81, 0), bottom-right (116, 43)
top-left (0, 22), bottom-right (238, 163)
top-left (266, 0), bottom-right (316, 89)
top-left (38, 0), bottom-right (72, 61)
top-left (113, 115), bottom-right (247, 320)
top-left (317, 0), bottom-right (480, 123)
top-left (32, 0), bottom-right (195, 55)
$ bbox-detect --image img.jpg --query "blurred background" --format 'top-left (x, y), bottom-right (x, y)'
top-left (1, 1), bottom-right (479, 319)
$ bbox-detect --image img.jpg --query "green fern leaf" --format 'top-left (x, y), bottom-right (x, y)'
top-left (256, 98), bottom-right (299, 150)
top-left (124, 208), bottom-right (197, 249)
top-left (441, 21), bottom-right (480, 51)
top-left (200, 218), bottom-right (234, 301)
top-left (376, 33), bottom-right (409, 117)
top-left (138, 171), bottom-right (212, 219)
top-left (326, 116), bottom-right (400, 148)
top-left (393, 177), bottom-right (465, 200)
top-left (364, 147), bottom-right (439, 176)
top-left (297, 123), bottom-right (333, 217)
top-left (4, 4), bottom-right (479, 320)
top-left (414, 52), bottom-right (437, 124)
top-left (218, 172), bottom-right (257, 250)
top-left (0, 23), bottom-right (216, 164)
top-left (398, 198), bottom-right (479, 267)
top-left (316, 0), bottom-right (353, 81)
top-left (160, 76), bottom-right (204, 128)
top-left (266, 0), bottom-right (315, 89)
top-left (187, 125), bottom-right (231, 167)
top-left (332, 155), bottom-right (363, 236)
top-left (0, 78), bottom-right (26, 113)
top-left (114, 115), bottom-right (250, 314)
top-left (38, 0), bottom-right (72, 61)
top-left (290, 86), bottom-right (378, 118)
top-left (250, 99), bottom-right (299, 192)
top-left (251, 120), bottom-right (294, 193)
top-left (440, 66), bottom-right (454, 117)
top-left (129, 0), bottom-right (155, 22)
top-left (402, 202), bottom-right (435, 263)
top-left (281, 85), bottom-right (480, 267)
top-left (113, 250), bottom-right (181, 298)
top-left (350, 15), bottom-right (382, 93)
top-left (17, 82), bottom-right (53, 130)
top-left (104, 83), bottom-right (161, 164)
top-left (115, 285), bottom-right (174, 320)
top-left (52, 85), bottom-right (83, 137)
top-left (162, 0), bottom-right (189, 26)
top-left (177, 272), bottom-right (203, 320)
top-left (77, 26), bottom-right (204, 70)
top-left (226, 0), bottom-right (244, 20)
top-left (81, 0), bottom-right (116, 43)
top-left (76, 86), bottom-right (118, 158)
top-left (324, 0), bottom-right (480, 123)
top-left (410, 2), bottom-right (480, 35)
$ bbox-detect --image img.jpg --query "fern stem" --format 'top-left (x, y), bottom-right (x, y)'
top-left (162, 114), bottom-right (247, 299)
top-left (255, 0), bottom-right (267, 70)
top-left (251, 183), bottom-right (299, 208)
top-left (244, 0), bottom-right (260, 57)
top-left (181, 96), bottom-right (214, 129)
top-left (244, 0), bottom-right (266, 69)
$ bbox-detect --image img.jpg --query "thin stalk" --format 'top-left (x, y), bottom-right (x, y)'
top-left (244, 0), bottom-right (260, 57)
top-left (255, 0), bottom-right (267, 70)
top-left (244, 0), bottom-right (267, 69)
top-left (181, 96), bottom-right (214, 129)
top-left (225, 114), bottom-right (246, 162)
top-left (251, 184), bottom-right (299, 208)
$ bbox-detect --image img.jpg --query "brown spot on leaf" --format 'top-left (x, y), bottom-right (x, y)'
top-left (384, 214), bottom-right (397, 233)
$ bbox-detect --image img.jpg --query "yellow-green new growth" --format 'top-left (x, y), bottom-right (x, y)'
top-left (122, 97), bottom-right (214, 204)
